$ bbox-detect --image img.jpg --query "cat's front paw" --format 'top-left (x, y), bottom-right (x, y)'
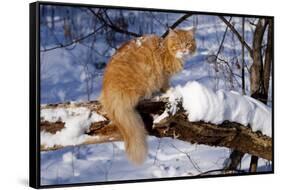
top-left (160, 85), bottom-right (170, 93)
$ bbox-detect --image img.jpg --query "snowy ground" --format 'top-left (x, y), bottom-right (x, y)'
top-left (41, 136), bottom-right (271, 185)
top-left (40, 80), bottom-right (272, 185)
top-left (39, 6), bottom-right (272, 186)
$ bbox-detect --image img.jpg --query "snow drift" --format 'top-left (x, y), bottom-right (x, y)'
top-left (162, 81), bottom-right (272, 137)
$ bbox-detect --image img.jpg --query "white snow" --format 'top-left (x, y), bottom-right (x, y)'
top-left (41, 107), bottom-right (106, 147)
top-left (163, 81), bottom-right (272, 137)
top-left (63, 152), bottom-right (76, 163)
top-left (175, 50), bottom-right (191, 60)
top-left (135, 37), bottom-right (143, 47)
top-left (175, 51), bottom-right (184, 59)
top-left (40, 10), bottom-right (273, 184)
top-left (57, 90), bottom-right (66, 102)
top-left (41, 136), bottom-right (271, 185)
top-left (153, 110), bottom-right (169, 124)
top-left (181, 26), bottom-right (194, 31)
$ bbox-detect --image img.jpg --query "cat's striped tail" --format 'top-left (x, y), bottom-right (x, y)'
top-left (100, 94), bottom-right (148, 165)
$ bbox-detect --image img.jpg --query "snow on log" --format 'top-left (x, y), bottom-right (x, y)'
top-left (40, 82), bottom-right (272, 161)
top-left (162, 81), bottom-right (272, 137)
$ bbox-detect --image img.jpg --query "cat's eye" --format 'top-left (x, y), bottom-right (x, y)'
top-left (185, 43), bottom-right (191, 47)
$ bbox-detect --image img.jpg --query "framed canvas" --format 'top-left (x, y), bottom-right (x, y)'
top-left (29, 1), bottom-right (274, 188)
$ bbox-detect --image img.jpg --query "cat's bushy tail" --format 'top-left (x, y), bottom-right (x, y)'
top-left (100, 92), bottom-right (148, 165)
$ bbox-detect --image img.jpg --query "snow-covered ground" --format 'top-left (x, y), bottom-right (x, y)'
top-left (40, 6), bottom-right (272, 185)
top-left (40, 80), bottom-right (272, 185)
top-left (41, 136), bottom-right (271, 185)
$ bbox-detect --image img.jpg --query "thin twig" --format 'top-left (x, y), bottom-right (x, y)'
top-left (218, 16), bottom-right (253, 57)
top-left (196, 168), bottom-right (246, 176)
top-left (40, 24), bottom-right (105, 52)
top-left (153, 138), bottom-right (162, 165)
top-left (216, 17), bottom-right (232, 59)
top-left (170, 143), bottom-right (202, 173)
top-left (149, 12), bottom-right (168, 28)
top-left (87, 8), bottom-right (141, 37)
top-left (216, 56), bottom-right (243, 87)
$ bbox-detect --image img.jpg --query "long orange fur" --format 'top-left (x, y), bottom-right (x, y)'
top-left (100, 29), bottom-right (196, 165)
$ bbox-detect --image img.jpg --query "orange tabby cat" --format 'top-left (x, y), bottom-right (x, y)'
top-left (100, 28), bottom-right (196, 165)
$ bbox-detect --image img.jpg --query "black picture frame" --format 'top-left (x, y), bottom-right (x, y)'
top-left (30, 1), bottom-right (274, 189)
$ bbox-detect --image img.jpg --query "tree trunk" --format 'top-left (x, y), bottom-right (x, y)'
top-left (263, 18), bottom-right (273, 102)
top-left (216, 16), bottom-right (273, 173)
top-left (224, 150), bottom-right (245, 171)
top-left (249, 155), bottom-right (259, 172)
top-left (241, 17), bottom-right (245, 95)
top-left (249, 18), bottom-right (270, 172)
top-left (250, 18), bottom-right (268, 100)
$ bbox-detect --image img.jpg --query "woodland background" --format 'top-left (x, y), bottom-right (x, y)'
top-left (39, 3), bottom-right (273, 185)
top-left (0, 0), bottom-right (279, 190)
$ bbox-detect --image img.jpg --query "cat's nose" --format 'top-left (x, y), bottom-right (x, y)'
top-left (193, 41), bottom-right (197, 51)
top-left (191, 44), bottom-right (196, 54)
top-left (184, 50), bottom-right (190, 54)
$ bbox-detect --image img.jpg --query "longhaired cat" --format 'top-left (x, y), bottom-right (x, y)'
top-left (100, 28), bottom-right (196, 165)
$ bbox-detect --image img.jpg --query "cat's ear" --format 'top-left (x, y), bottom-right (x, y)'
top-left (168, 28), bottom-right (177, 36)
top-left (184, 26), bottom-right (195, 37)
top-left (190, 27), bottom-right (196, 35)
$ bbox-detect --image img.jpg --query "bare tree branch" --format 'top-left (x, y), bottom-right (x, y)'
top-left (215, 17), bottom-right (232, 59)
top-left (87, 8), bottom-right (142, 37)
top-left (197, 168), bottom-right (246, 176)
top-left (41, 10), bottom-right (191, 52)
top-left (161, 13), bottom-right (193, 38)
top-left (218, 16), bottom-right (253, 57)
top-left (40, 24), bottom-right (105, 52)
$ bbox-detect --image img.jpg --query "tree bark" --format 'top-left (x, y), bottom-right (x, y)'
top-left (224, 150), bottom-right (245, 171)
top-left (241, 17), bottom-right (245, 95)
top-left (40, 100), bottom-right (272, 161)
top-left (248, 18), bottom-right (271, 169)
top-left (249, 155), bottom-right (259, 172)
top-left (250, 18), bottom-right (268, 99)
top-left (263, 18), bottom-right (273, 101)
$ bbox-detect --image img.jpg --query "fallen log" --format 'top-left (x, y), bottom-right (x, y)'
top-left (40, 100), bottom-right (272, 161)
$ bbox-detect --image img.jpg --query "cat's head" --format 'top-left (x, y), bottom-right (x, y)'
top-left (166, 28), bottom-right (196, 60)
